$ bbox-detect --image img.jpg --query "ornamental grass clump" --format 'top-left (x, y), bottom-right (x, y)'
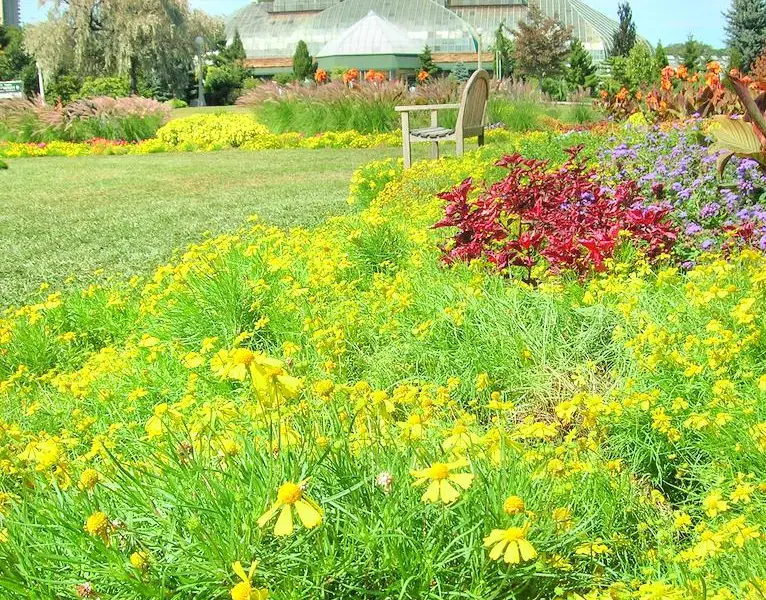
top-left (434, 145), bottom-right (677, 281)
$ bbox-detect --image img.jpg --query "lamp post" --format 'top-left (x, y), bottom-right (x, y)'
top-left (36, 61), bottom-right (45, 104)
top-left (195, 35), bottom-right (206, 107)
top-left (476, 28), bottom-right (484, 71)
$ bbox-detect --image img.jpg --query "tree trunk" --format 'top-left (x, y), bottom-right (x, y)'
top-left (129, 56), bottom-right (139, 95)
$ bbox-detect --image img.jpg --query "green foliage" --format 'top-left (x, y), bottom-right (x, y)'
top-left (273, 73), bottom-right (295, 86)
top-left (292, 40), bottom-right (314, 81)
top-left (625, 43), bottom-right (657, 88)
top-left (513, 6), bottom-right (572, 84)
top-left (0, 25), bottom-right (37, 95)
top-left (451, 61), bottom-right (470, 83)
top-left (567, 38), bottom-right (598, 91)
top-left (46, 71), bottom-right (82, 104)
top-left (0, 159), bottom-right (7, 169)
top-left (681, 34), bottom-right (705, 72)
top-left (724, 0), bottom-right (766, 72)
top-left (654, 41), bottom-right (669, 70)
top-left (205, 64), bottom-right (245, 106)
top-left (492, 22), bottom-right (515, 78)
top-left (79, 76), bottom-right (131, 99)
top-left (222, 29), bottom-right (247, 65)
top-left (541, 76), bottom-right (569, 101)
top-left (611, 1), bottom-right (637, 57)
top-left (166, 98), bottom-right (188, 109)
top-left (419, 45), bottom-right (439, 76)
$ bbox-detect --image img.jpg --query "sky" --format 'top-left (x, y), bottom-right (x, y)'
top-left (19, 0), bottom-right (730, 48)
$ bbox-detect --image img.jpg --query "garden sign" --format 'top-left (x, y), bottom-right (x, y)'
top-left (0, 80), bottom-right (24, 99)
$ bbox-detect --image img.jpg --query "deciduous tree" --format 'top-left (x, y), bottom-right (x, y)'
top-left (513, 7), bottom-right (572, 86)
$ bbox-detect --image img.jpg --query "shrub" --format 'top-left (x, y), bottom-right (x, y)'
top-left (166, 98), bottom-right (188, 109)
top-left (433, 146), bottom-right (677, 280)
top-left (205, 64), bottom-right (245, 106)
top-left (0, 95), bottom-right (170, 142)
top-left (79, 76), bottom-right (131, 99)
top-left (155, 113), bottom-right (269, 149)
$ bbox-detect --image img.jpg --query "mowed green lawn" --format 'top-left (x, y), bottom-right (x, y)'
top-left (0, 148), bottom-right (407, 307)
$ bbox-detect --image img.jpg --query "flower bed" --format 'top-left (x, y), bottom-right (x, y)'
top-left (0, 128), bottom-right (764, 599)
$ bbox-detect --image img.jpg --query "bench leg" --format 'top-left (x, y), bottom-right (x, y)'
top-left (431, 141), bottom-right (439, 160)
top-left (456, 135), bottom-right (464, 157)
top-left (478, 132), bottom-right (485, 147)
top-left (401, 112), bottom-right (412, 169)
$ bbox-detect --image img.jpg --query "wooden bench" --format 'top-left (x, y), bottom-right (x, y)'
top-left (395, 69), bottom-right (490, 168)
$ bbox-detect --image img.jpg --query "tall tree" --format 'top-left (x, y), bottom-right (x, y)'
top-left (681, 34), bottom-right (704, 72)
top-left (0, 25), bottom-right (38, 94)
top-left (292, 40), bottom-right (313, 80)
top-left (654, 41), bottom-right (669, 70)
top-left (513, 7), bottom-right (572, 85)
top-left (724, 0), bottom-right (766, 72)
top-left (567, 38), bottom-right (597, 90)
top-left (223, 29), bottom-right (246, 65)
top-left (419, 45), bottom-right (439, 76)
top-left (611, 2), bottom-right (637, 58)
top-left (493, 21), bottom-right (515, 78)
top-left (27, 1), bottom-right (221, 98)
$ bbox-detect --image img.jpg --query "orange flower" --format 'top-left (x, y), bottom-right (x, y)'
top-left (676, 65), bottom-right (689, 80)
top-left (615, 87), bottom-right (629, 102)
top-left (599, 89), bottom-right (609, 101)
top-left (314, 69), bottom-right (328, 84)
top-left (417, 70), bottom-right (430, 83)
top-left (707, 61), bottom-right (722, 75)
top-left (343, 68), bottom-right (360, 84)
top-left (635, 90), bottom-right (643, 101)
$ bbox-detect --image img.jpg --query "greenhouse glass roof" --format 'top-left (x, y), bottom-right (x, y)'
top-left (316, 12), bottom-right (421, 57)
top-left (226, 0), bottom-right (622, 66)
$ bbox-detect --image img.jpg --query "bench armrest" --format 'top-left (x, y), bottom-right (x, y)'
top-left (394, 104), bottom-right (460, 112)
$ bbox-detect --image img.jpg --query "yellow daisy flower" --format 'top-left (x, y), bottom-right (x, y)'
top-left (257, 480), bottom-right (323, 537)
top-left (409, 458), bottom-right (474, 504)
top-left (230, 561), bottom-right (268, 600)
top-left (483, 525), bottom-right (537, 565)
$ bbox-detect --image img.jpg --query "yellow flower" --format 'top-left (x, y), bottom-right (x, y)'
top-left (84, 512), bottom-right (111, 544)
top-left (230, 561), bottom-right (268, 600)
top-left (574, 539), bottom-right (610, 557)
top-left (409, 458), bottom-right (474, 504)
top-left (483, 526), bottom-right (537, 565)
top-left (78, 468), bottom-right (101, 491)
top-left (257, 480), bottom-right (322, 537)
top-left (475, 373), bottom-right (491, 392)
top-left (503, 495), bottom-right (525, 516)
top-left (130, 550), bottom-right (149, 572)
top-left (702, 490), bottom-right (729, 518)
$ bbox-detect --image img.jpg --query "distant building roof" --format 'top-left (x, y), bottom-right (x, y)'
top-left (317, 11), bottom-right (421, 57)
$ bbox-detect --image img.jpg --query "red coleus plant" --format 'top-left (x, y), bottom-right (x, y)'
top-left (433, 146), bottom-right (677, 281)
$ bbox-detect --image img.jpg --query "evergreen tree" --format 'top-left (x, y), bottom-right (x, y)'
top-left (292, 40), bottom-right (314, 80)
top-left (452, 61), bottom-right (470, 82)
top-left (0, 25), bottom-right (38, 94)
top-left (566, 38), bottom-right (597, 90)
top-left (681, 34), bottom-right (704, 72)
top-left (654, 41), bottom-right (669, 70)
top-left (513, 7), bottom-right (572, 86)
top-left (419, 45), bottom-right (439, 76)
top-left (611, 2), bottom-right (637, 57)
top-left (724, 0), bottom-right (766, 72)
top-left (224, 29), bottom-right (246, 64)
top-left (625, 43), bottom-right (656, 88)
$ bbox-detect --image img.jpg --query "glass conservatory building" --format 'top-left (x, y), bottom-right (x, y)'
top-left (226, 0), bottom-right (621, 76)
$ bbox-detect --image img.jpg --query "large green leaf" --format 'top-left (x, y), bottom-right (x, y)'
top-left (730, 75), bottom-right (766, 138)
top-left (709, 116), bottom-right (764, 154)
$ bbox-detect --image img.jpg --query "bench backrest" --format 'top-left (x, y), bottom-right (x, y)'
top-left (457, 69), bottom-right (489, 137)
